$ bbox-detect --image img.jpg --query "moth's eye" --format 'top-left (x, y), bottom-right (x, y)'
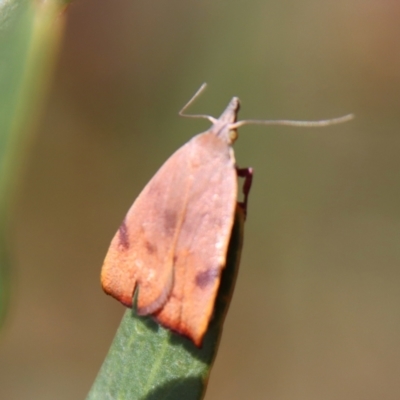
top-left (229, 129), bottom-right (238, 143)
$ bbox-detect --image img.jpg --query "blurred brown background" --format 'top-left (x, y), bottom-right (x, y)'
top-left (2, 0), bottom-right (400, 399)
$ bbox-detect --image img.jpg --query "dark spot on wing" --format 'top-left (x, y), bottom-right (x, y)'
top-left (145, 241), bottom-right (156, 254)
top-left (164, 210), bottom-right (177, 234)
top-left (118, 219), bottom-right (129, 250)
top-left (195, 268), bottom-right (220, 289)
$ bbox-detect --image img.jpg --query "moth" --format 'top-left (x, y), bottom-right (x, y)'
top-left (101, 84), bottom-right (353, 346)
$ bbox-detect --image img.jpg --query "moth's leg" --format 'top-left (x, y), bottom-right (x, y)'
top-left (236, 167), bottom-right (253, 218)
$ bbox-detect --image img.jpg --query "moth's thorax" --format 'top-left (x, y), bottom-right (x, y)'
top-left (212, 97), bottom-right (240, 145)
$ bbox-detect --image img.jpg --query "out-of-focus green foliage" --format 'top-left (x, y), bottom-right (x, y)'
top-left (0, 0), bottom-right (67, 326)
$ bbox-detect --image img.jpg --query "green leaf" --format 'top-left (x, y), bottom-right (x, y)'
top-left (0, 0), bottom-right (67, 326)
top-left (88, 208), bottom-right (245, 400)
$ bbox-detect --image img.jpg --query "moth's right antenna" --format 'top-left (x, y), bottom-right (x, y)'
top-left (230, 114), bottom-right (354, 129)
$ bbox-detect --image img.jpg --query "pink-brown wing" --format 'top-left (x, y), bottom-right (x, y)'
top-left (101, 139), bottom-right (194, 313)
top-left (154, 131), bottom-right (238, 346)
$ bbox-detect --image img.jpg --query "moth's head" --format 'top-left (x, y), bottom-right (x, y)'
top-left (213, 97), bottom-right (241, 145)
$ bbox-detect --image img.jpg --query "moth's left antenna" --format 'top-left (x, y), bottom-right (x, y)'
top-left (179, 83), bottom-right (217, 124)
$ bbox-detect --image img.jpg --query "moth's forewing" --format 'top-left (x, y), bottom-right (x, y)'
top-left (101, 128), bottom-right (237, 346)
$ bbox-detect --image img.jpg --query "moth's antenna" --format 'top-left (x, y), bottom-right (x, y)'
top-left (179, 83), bottom-right (217, 124)
top-left (230, 113), bottom-right (354, 130)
